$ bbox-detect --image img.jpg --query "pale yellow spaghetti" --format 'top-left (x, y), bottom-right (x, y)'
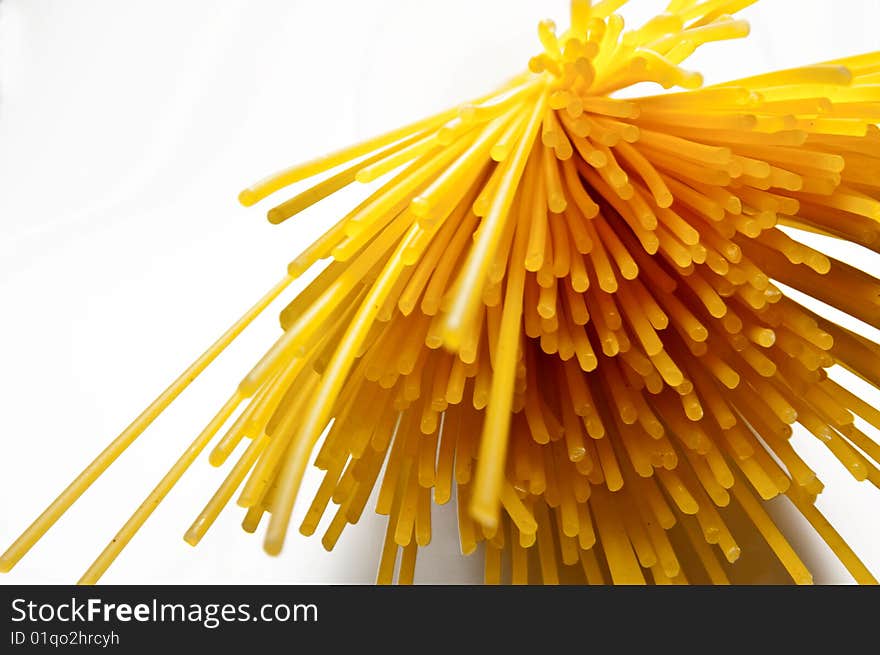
top-left (3, 0), bottom-right (880, 584)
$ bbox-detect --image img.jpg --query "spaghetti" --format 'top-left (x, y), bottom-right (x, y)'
top-left (3, 0), bottom-right (880, 585)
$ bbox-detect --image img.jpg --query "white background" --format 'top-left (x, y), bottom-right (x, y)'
top-left (1, 0), bottom-right (879, 585)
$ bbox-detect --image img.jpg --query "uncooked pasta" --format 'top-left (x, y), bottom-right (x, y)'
top-left (4, 0), bottom-right (880, 585)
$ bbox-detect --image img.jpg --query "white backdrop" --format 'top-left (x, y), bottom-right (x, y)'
top-left (1, 0), bottom-right (879, 585)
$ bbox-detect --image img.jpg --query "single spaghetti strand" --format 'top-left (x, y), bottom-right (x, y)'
top-left (470, 173), bottom-right (534, 527)
top-left (79, 391), bottom-right (244, 584)
top-left (264, 220), bottom-right (437, 554)
top-left (441, 91), bottom-right (548, 350)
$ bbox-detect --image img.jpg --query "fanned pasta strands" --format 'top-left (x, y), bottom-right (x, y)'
top-left (3, 0), bottom-right (880, 585)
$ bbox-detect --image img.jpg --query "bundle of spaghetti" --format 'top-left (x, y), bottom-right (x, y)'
top-left (4, 0), bottom-right (880, 585)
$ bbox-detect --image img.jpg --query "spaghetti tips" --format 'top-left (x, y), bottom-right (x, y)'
top-left (4, 0), bottom-right (880, 585)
